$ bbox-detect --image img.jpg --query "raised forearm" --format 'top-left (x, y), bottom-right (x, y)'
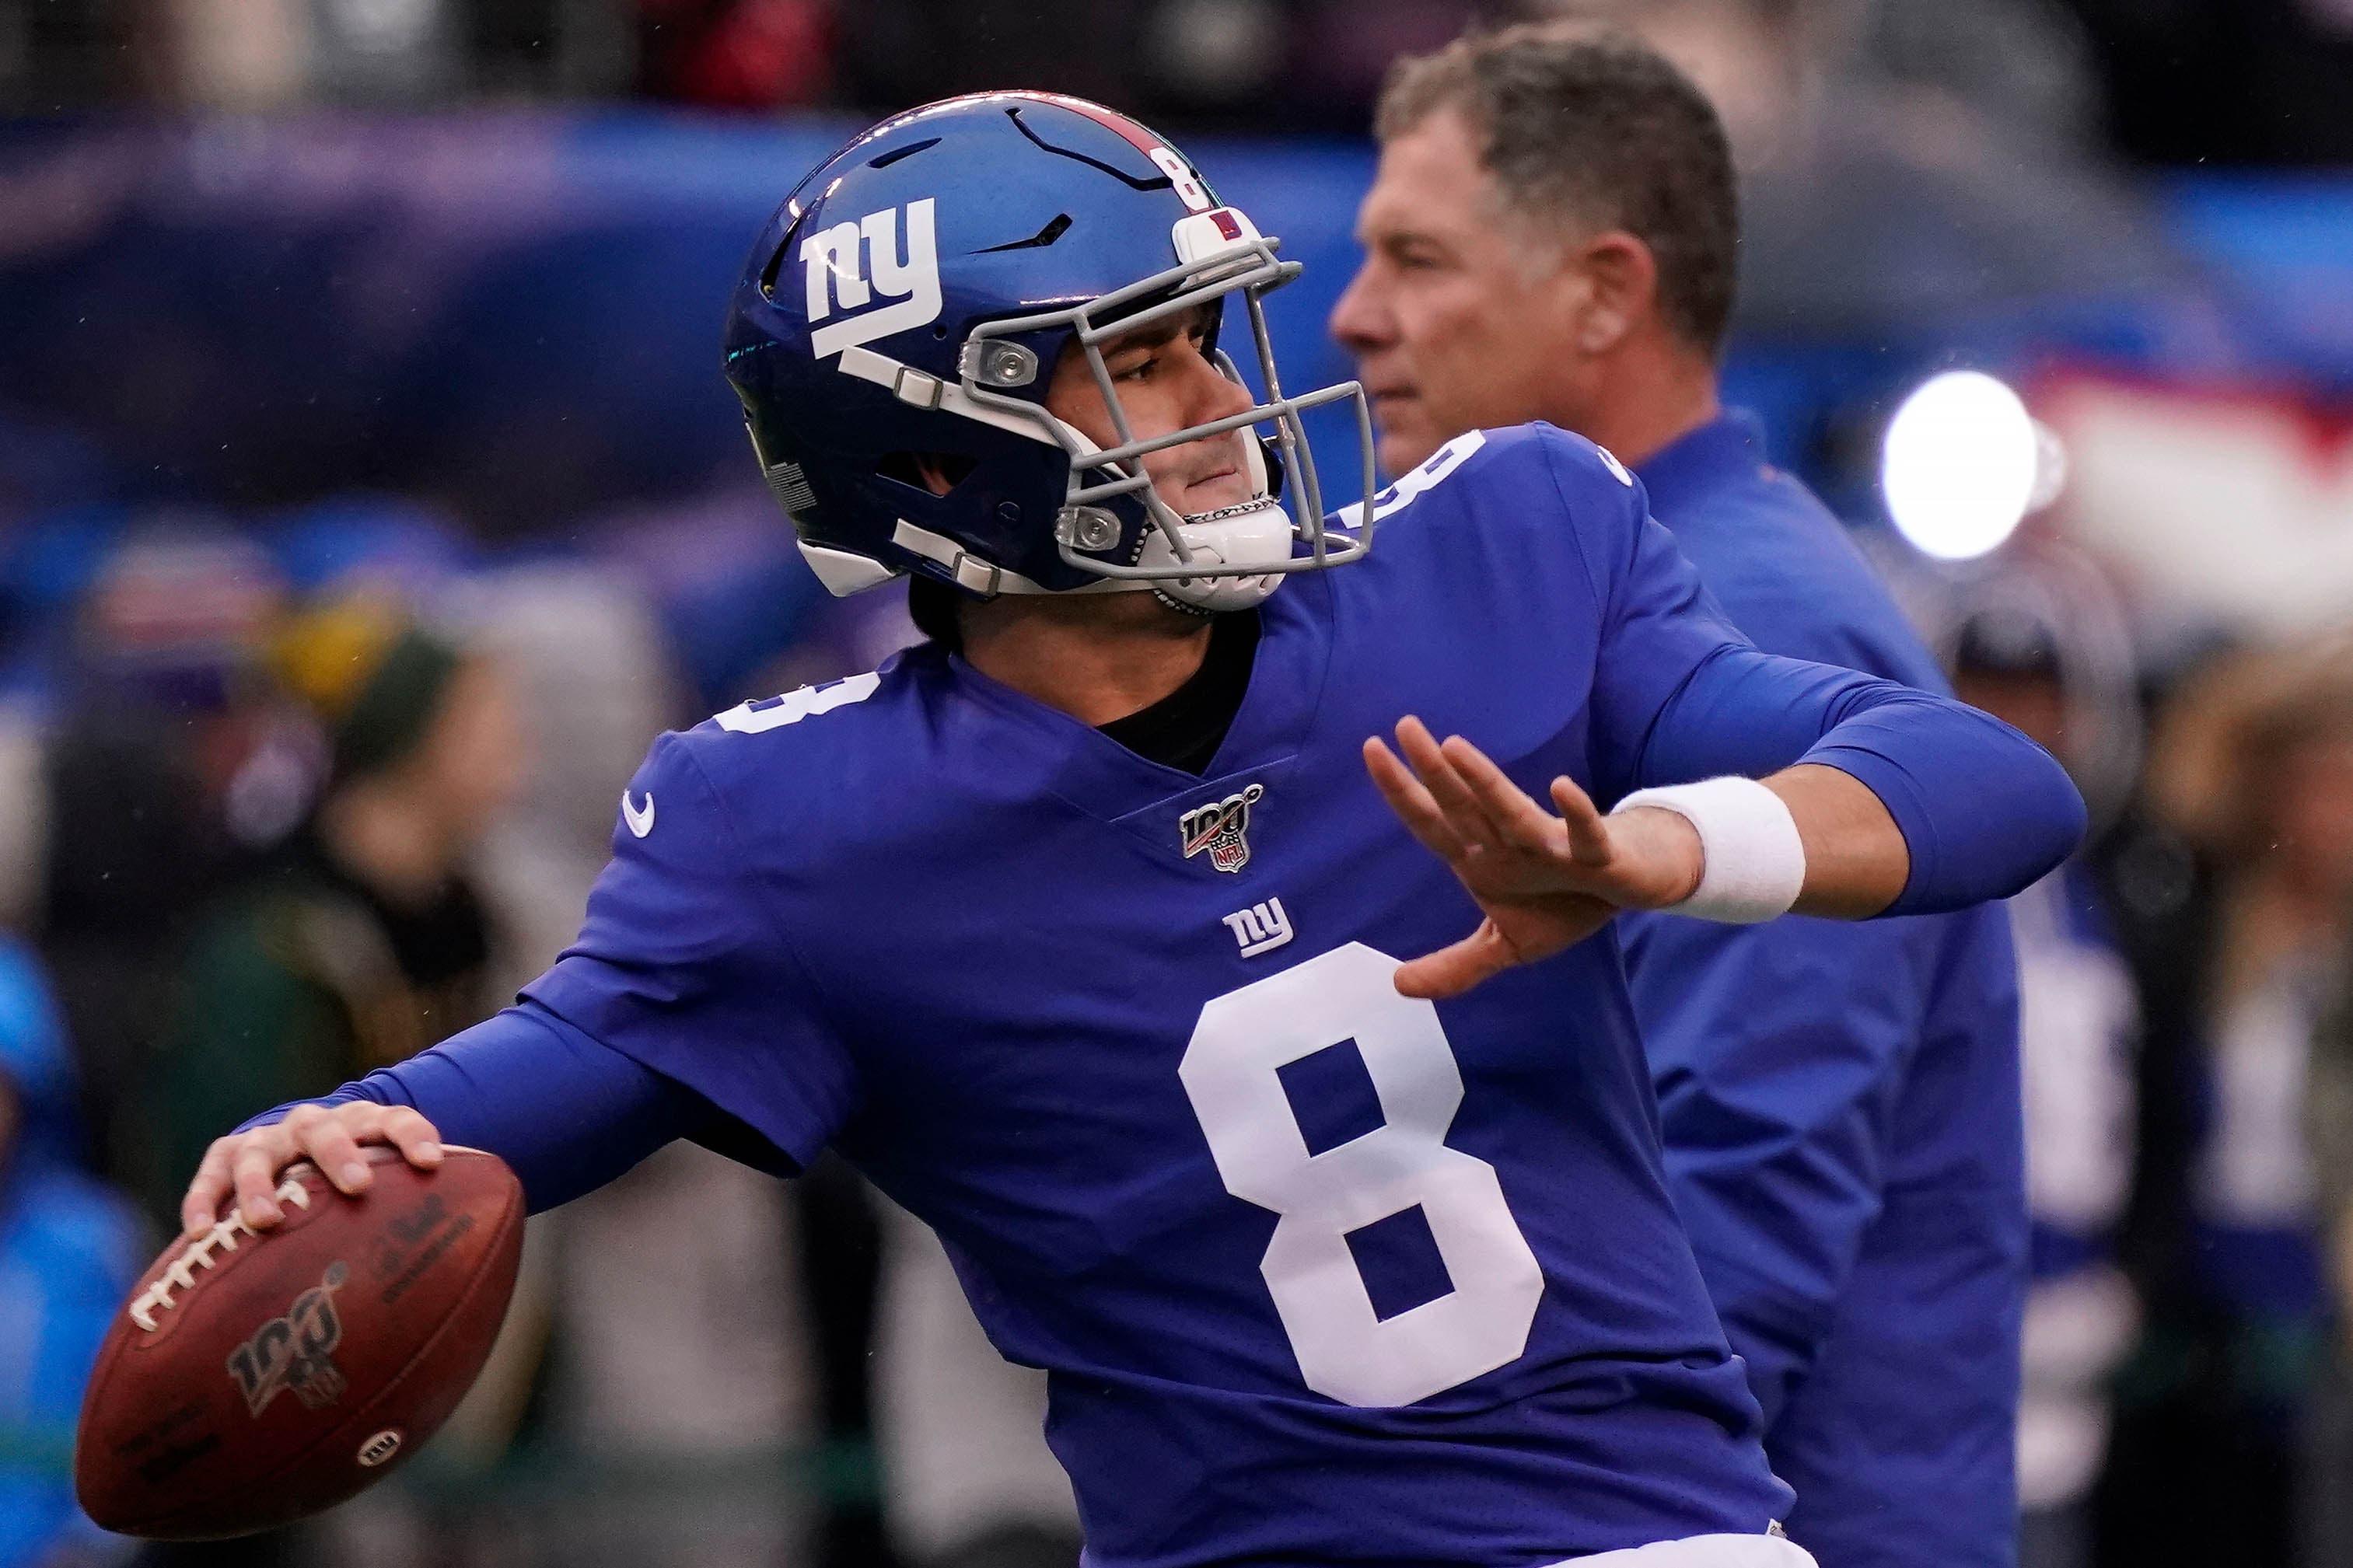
top-left (1637, 650), bottom-right (2086, 917)
top-left (1768, 763), bottom-right (1910, 919)
top-left (1796, 690), bottom-right (2084, 915)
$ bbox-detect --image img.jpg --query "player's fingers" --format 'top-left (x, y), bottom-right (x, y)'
top-left (1551, 776), bottom-right (1615, 868)
top-left (1365, 737), bottom-right (1469, 861)
top-left (1393, 921), bottom-right (1519, 1001)
top-left (1394, 718), bottom-right (1500, 850)
top-left (231, 1132), bottom-right (296, 1230)
top-left (1441, 736), bottom-right (1565, 857)
top-left (182, 1138), bottom-right (238, 1239)
top-left (295, 1109), bottom-right (376, 1196)
top-left (379, 1106), bottom-right (446, 1169)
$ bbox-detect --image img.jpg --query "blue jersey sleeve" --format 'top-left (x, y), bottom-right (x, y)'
top-left (234, 1000), bottom-right (743, 1211)
top-left (519, 729), bottom-right (858, 1169)
top-left (1551, 435), bottom-right (2084, 911)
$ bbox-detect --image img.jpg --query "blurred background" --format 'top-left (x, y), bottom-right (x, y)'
top-left (5, 1), bottom-right (2353, 1565)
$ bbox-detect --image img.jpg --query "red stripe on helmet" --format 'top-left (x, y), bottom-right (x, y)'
top-left (1003, 91), bottom-right (1170, 159)
top-left (866, 91), bottom-right (1199, 186)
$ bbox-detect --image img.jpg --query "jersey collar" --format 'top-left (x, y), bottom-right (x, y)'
top-left (1633, 408), bottom-right (1773, 520)
top-left (939, 566), bottom-right (1334, 829)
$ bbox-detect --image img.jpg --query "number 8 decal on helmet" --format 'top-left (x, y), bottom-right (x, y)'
top-left (1179, 943), bottom-right (1544, 1407)
top-left (1148, 145), bottom-right (1214, 213)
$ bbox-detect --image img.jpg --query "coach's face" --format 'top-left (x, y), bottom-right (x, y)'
top-left (1330, 110), bottom-right (1595, 476)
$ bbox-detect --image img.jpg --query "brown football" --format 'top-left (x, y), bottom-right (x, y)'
top-left (75, 1144), bottom-right (524, 1539)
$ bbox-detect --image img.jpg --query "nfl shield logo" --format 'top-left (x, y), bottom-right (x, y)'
top-left (1179, 784), bottom-right (1265, 873)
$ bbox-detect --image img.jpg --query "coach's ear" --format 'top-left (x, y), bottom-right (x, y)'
top-left (1565, 229), bottom-right (1657, 357)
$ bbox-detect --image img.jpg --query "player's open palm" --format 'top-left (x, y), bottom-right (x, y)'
top-left (1365, 717), bottom-right (1702, 1000)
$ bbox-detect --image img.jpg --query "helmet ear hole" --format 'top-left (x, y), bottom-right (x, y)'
top-left (877, 452), bottom-right (979, 498)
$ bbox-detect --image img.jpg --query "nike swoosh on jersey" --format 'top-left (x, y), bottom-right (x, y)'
top-left (621, 791), bottom-right (656, 838)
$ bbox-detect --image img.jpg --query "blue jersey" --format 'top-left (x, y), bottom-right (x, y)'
top-left (373, 424), bottom-right (2079, 1568)
top-left (1622, 414), bottom-right (2027, 1568)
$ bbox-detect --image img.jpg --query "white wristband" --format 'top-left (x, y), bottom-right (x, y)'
top-left (1610, 777), bottom-right (1806, 924)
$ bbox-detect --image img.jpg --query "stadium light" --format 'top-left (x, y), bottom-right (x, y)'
top-left (1880, 371), bottom-right (2048, 560)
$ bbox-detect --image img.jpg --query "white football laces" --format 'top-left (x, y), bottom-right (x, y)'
top-left (128, 1176), bottom-right (313, 1332)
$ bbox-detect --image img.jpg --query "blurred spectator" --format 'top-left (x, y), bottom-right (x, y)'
top-left (152, 595), bottom-right (527, 1219)
top-left (1946, 584), bottom-right (2144, 1568)
top-left (0, 938), bottom-right (143, 1568)
top-left (456, 563), bottom-right (681, 995)
top-left (2100, 633), bottom-right (2353, 1567)
top-left (36, 526), bottom-right (295, 1192)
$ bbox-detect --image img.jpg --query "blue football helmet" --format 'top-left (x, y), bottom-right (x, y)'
top-left (722, 91), bottom-right (1376, 613)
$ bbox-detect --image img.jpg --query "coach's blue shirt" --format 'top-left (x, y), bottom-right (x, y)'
top-left (267, 424), bottom-right (2079, 1568)
top-left (1624, 412), bottom-right (2027, 1568)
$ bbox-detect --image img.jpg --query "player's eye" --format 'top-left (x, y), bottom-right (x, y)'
top-left (1113, 354), bottom-right (1157, 384)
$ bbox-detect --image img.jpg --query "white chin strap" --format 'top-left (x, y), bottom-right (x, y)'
top-left (1120, 410), bottom-right (1289, 612)
top-left (1138, 496), bottom-right (1295, 611)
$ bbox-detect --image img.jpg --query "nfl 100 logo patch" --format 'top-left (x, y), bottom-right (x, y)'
top-left (226, 1262), bottom-right (350, 1416)
top-left (1179, 784), bottom-right (1264, 873)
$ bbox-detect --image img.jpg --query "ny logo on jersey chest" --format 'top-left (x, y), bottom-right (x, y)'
top-left (1220, 897), bottom-right (1292, 958)
top-left (1179, 783), bottom-right (1264, 873)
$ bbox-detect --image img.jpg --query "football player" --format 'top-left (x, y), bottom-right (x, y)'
top-left (182, 93), bottom-right (2084, 1568)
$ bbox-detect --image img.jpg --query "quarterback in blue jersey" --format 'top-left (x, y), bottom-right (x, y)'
top-left (184, 94), bottom-right (2083, 1568)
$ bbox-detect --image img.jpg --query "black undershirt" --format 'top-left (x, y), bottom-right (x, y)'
top-left (1096, 609), bottom-right (1262, 776)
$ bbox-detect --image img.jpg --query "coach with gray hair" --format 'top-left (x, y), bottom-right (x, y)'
top-left (1333, 25), bottom-right (2030, 1568)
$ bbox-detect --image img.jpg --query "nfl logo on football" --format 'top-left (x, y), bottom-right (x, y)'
top-left (1179, 784), bottom-right (1265, 874)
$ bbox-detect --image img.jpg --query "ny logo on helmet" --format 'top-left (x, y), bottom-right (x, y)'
top-left (801, 198), bottom-right (943, 359)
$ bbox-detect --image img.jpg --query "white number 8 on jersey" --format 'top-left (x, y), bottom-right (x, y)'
top-left (1180, 942), bottom-right (1544, 1407)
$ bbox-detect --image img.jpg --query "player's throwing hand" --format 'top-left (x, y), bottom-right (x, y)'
top-left (1364, 716), bottom-right (1704, 1000)
top-left (180, 1102), bottom-right (446, 1240)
